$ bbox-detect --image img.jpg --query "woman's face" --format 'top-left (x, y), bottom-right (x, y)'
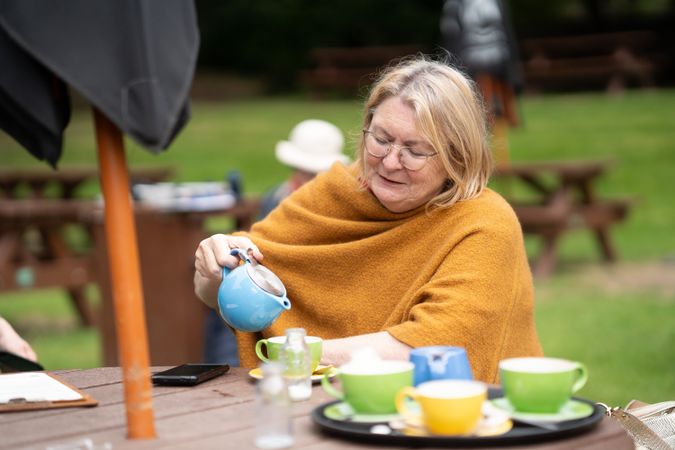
top-left (365, 96), bottom-right (447, 213)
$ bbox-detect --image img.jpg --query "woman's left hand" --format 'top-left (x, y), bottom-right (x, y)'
top-left (0, 317), bottom-right (38, 362)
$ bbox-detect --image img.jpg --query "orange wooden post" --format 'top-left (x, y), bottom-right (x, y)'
top-left (93, 108), bottom-right (156, 439)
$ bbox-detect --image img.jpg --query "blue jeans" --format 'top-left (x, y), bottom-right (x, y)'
top-left (203, 309), bottom-right (239, 366)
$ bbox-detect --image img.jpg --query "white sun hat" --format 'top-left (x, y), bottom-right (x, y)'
top-left (275, 119), bottom-right (350, 174)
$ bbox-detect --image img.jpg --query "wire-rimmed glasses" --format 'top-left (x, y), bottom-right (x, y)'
top-left (363, 129), bottom-right (437, 171)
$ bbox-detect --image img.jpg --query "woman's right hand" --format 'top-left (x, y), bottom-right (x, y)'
top-left (195, 234), bottom-right (264, 282)
top-left (193, 234), bottom-right (263, 306)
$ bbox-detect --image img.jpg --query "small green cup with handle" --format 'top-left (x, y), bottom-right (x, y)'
top-left (499, 357), bottom-right (588, 413)
top-left (321, 360), bottom-right (414, 414)
top-left (255, 335), bottom-right (323, 373)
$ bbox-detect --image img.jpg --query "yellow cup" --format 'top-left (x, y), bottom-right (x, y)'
top-left (396, 379), bottom-right (487, 436)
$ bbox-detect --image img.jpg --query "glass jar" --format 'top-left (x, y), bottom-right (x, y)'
top-left (280, 327), bottom-right (312, 401)
top-left (254, 362), bottom-right (293, 449)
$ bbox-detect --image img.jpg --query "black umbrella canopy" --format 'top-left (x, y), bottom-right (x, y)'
top-left (0, 0), bottom-right (199, 166)
top-left (0, 25), bottom-right (70, 166)
top-left (0, 1), bottom-right (199, 439)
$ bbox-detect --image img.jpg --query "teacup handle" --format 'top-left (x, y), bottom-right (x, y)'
top-left (396, 387), bottom-right (421, 423)
top-left (571, 362), bottom-right (588, 394)
top-left (255, 340), bottom-right (270, 363)
top-left (321, 372), bottom-right (344, 400)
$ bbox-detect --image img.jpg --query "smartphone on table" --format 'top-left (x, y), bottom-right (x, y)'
top-left (0, 351), bottom-right (45, 373)
top-left (151, 363), bottom-right (230, 386)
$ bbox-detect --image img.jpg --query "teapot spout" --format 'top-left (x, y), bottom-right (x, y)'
top-left (274, 296), bottom-right (292, 311)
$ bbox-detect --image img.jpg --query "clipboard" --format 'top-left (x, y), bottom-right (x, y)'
top-left (0, 372), bottom-right (98, 412)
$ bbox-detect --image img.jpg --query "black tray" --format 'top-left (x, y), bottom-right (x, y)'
top-left (311, 388), bottom-right (604, 447)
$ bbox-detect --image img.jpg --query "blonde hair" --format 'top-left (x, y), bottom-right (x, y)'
top-left (356, 56), bottom-right (492, 209)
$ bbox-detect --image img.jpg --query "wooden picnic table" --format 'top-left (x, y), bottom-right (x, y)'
top-left (0, 167), bottom-right (174, 326)
top-left (0, 367), bottom-right (633, 449)
top-left (493, 160), bottom-right (631, 277)
top-left (0, 166), bottom-right (174, 199)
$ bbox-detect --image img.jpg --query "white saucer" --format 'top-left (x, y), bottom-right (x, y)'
top-left (248, 364), bottom-right (337, 383)
top-left (323, 401), bottom-right (403, 423)
top-left (491, 397), bottom-right (594, 423)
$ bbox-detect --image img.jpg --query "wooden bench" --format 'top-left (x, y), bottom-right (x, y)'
top-left (493, 160), bottom-right (633, 277)
top-left (301, 44), bottom-right (425, 96)
top-left (519, 31), bottom-right (664, 93)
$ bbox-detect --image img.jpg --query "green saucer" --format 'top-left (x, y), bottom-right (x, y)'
top-left (323, 401), bottom-right (403, 423)
top-left (491, 397), bottom-right (594, 423)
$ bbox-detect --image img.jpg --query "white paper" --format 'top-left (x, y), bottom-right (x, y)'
top-left (0, 372), bottom-right (83, 403)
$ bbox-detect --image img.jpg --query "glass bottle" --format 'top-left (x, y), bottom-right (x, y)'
top-left (280, 327), bottom-right (312, 401)
top-left (254, 362), bottom-right (293, 449)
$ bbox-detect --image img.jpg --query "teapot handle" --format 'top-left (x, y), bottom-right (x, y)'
top-left (230, 248), bottom-right (253, 264)
top-left (221, 248), bottom-right (251, 278)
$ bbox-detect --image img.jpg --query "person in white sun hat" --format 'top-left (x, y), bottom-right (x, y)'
top-left (259, 119), bottom-right (350, 218)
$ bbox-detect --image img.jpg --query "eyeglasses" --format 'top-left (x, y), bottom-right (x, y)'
top-left (363, 129), bottom-right (437, 171)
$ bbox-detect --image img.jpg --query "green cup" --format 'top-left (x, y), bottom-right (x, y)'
top-left (321, 360), bottom-right (414, 414)
top-left (499, 357), bottom-right (588, 413)
top-left (255, 336), bottom-right (323, 373)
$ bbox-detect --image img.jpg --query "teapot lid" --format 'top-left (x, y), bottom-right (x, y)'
top-left (230, 248), bottom-right (286, 297)
top-left (246, 264), bottom-right (286, 297)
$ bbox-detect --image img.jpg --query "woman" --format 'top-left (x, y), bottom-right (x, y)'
top-left (194, 56), bottom-right (542, 383)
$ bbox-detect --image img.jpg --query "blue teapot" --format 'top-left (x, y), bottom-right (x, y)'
top-left (217, 248), bottom-right (291, 332)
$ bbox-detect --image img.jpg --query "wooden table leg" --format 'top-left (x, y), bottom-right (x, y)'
top-left (581, 179), bottom-right (619, 262)
top-left (42, 228), bottom-right (96, 327)
top-left (595, 228), bottom-right (618, 261)
top-left (0, 232), bottom-right (20, 287)
top-left (66, 286), bottom-right (97, 327)
top-left (533, 232), bottom-right (560, 277)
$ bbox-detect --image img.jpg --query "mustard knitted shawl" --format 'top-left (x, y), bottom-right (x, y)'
top-left (235, 163), bottom-right (542, 382)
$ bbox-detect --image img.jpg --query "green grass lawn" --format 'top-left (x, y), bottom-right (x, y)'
top-left (1, 89), bottom-right (674, 407)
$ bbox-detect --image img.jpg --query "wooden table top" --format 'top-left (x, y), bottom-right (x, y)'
top-left (0, 367), bottom-right (633, 450)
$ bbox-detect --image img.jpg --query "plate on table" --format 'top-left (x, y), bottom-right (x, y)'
top-left (311, 387), bottom-right (605, 446)
top-left (491, 397), bottom-right (595, 423)
top-left (248, 364), bottom-right (337, 383)
top-left (323, 401), bottom-right (404, 423)
top-left (385, 401), bottom-right (513, 438)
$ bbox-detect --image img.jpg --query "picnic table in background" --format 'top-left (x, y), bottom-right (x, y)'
top-left (519, 30), bottom-right (663, 94)
top-left (0, 367), bottom-right (634, 449)
top-left (300, 45), bottom-right (425, 97)
top-left (493, 160), bottom-right (632, 277)
top-left (0, 166), bottom-right (173, 326)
